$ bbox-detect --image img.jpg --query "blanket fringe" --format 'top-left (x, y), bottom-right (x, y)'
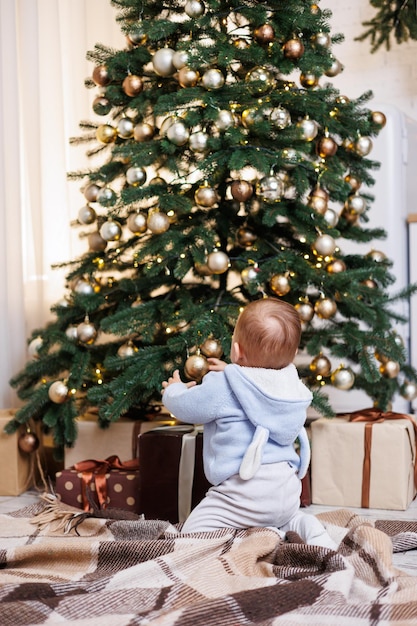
top-left (31, 493), bottom-right (91, 534)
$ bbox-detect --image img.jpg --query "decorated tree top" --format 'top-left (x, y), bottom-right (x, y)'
top-left (8, 0), bottom-right (417, 457)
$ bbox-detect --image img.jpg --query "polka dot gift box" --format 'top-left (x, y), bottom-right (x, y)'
top-left (55, 455), bottom-right (140, 514)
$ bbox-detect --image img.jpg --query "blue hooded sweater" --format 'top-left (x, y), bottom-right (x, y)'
top-left (162, 363), bottom-right (313, 486)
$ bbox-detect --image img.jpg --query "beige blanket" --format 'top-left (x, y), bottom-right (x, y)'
top-left (0, 497), bottom-right (416, 625)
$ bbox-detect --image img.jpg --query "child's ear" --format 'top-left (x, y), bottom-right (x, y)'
top-left (233, 341), bottom-right (245, 364)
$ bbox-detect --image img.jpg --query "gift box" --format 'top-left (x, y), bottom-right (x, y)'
top-left (138, 426), bottom-right (211, 524)
top-left (55, 456), bottom-right (141, 513)
top-left (0, 410), bottom-right (39, 496)
top-left (64, 411), bottom-right (175, 466)
top-left (311, 409), bottom-right (417, 510)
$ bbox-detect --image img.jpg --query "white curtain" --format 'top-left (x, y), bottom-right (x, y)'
top-left (0, 0), bottom-right (125, 407)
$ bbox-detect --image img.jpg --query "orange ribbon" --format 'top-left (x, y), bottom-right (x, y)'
top-left (74, 455), bottom-right (139, 512)
top-left (347, 408), bottom-right (417, 508)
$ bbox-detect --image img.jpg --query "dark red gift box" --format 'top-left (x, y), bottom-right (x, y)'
top-left (55, 455), bottom-right (141, 514)
top-left (138, 426), bottom-right (211, 524)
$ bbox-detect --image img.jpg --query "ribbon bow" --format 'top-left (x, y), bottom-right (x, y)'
top-left (347, 408), bottom-right (417, 508)
top-left (74, 455), bottom-right (139, 511)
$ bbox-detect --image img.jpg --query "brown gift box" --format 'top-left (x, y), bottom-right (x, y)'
top-left (0, 410), bottom-right (37, 496)
top-left (64, 412), bottom-right (175, 466)
top-left (138, 426), bottom-right (211, 524)
top-left (311, 409), bottom-right (417, 510)
top-left (55, 456), bottom-right (141, 514)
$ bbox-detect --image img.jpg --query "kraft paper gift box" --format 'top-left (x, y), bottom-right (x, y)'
top-left (138, 426), bottom-right (211, 524)
top-left (311, 410), bottom-right (417, 510)
top-left (64, 412), bottom-right (175, 466)
top-left (55, 456), bottom-right (141, 513)
top-left (0, 409), bottom-right (38, 496)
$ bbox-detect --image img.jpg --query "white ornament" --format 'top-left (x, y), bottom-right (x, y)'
top-left (185, 0), bottom-right (205, 18)
top-left (99, 220), bottom-right (122, 241)
top-left (152, 48), bottom-right (176, 77)
top-left (48, 381), bottom-right (69, 404)
top-left (201, 68), bottom-right (225, 90)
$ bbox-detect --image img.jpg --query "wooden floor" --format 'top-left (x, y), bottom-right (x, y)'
top-left (0, 490), bottom-right (416, 575)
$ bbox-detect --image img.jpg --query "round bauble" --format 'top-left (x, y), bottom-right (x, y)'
top-left (207, 250), bottom-right (230, 274)
top-left (245, 66), bottom-right (274, 95)
top-left (254, 24), bottom-right (275, 44)
top-left (133, 122), bottom-right (154, 142)
top-left (96, 187), bottom-right (116, 207)
top-left (256, 175), bottom-right (283, 202)
top-left (311, 31), bottom-right (331, 48)
top-left (127, 24), bottom-right (147, 46)
top-left (77, 320), bottom-right (97, 344)
top-left (189, 130), bottom-right (209, 152)
top-left (96, 124), bottom-right (117, 144)
top-left (269, 106), bottom-right (291, 129)
top-left (184, 353), bottom-right (209, 382)
top-left (297, 117), bottom-right (319, 141)
top-left (379, 360), bottom-right (400, 379)
top-left (147, 211), bottom-right (170, 234)
top-left (323, 208), bottom-right (339, 227)
top-left (65, 325), bottom-right (78, 341)
top-left (200, 338), bottom-right (223, 359)
top-left (74, 278), bottom-right (94, 296)
top-left (28, 336), bottom-right (43, 359)
top-left (127, 211), bottom-right (148, 234)
top-left (295, 301), bottom-right (314, 322)
top-left (312, 233), bottom-right (336, 257)
top-left (18, 430), bottom-right (40, 454)
top-left (92, 95), bottom-right (112, 116)
top-left (355, 135), bottom-right (373, 156)
top-left (194, 185), bottom-right (218, 207)
top-left (166, 120), bottom-right (190, 146)
top-left (78, 204), bottom-right (96, 225)
top-left (201, 68), bottom-right (225, 90)
top-left (345, 173), bottom-right (362, 191)
top-left (126, 166), bottom-right (147, 186)
top-left (236, 226), bottom-right (257, 248)
top-left (172, 50), bottom-right (189, 70)
top-left (152, 48), bottom-right (176, 76)
top-left (327, 259), bottom-right (346, 273)
top-left (194, 261), bottom-right (212, 276)
top-left (92, 65), bottom-right (110, 86)
top-left (401, 380), bottom-right (417, 400)
top-left (314, 297), bottom-right (337, 319)
top-left (317, 136), bottom-right (338, 157)
top-left (100, 220), bottom-right (122, 241)
top-left (331, 366), bottom-right (355, 390)
top-left (300, 72), bottom-right (319, 88)
top-left (214, 109), bottom-right (235, 131)
top-left (184, 0), bottom-right (205, 18)
top-left (88, 231), bottom-right (107, 252)
top-left (270, 273), bottom-right (290, 296)
top-left (308, 186), bottom-right (329, 214)
top-left (325, 57), bottom-right (343, 77)
top-left (230, 180), bottom-right (253, 202)
top-left (371, 110), bottom-right (387, 127)
top-left (178, 66), bottom-right (200, 88)
top-left (84, 183), bottom-right (101, 203)
top-left (281, 147), bottom-right (299, 169)
top-left (346, 193), bottom-right (367, 215)
top-left (122, 74), bottom-right (143, 97)
top-left (159, 115), bottom-right (176, 136)
top-left (117, 342), bottom-right (138, 358)
top-left (48, 380), bottom-right (69, 404)
top-left (117, 117), bottom-right (134, 138)
top-left (283, 37), bottom-right (305, 59)
top-left (310, 354), bottom-right (332, 377)
top-left (241, 265), bottom-right (259, 285)
top-left (367, 249), bottom-right (387, 262)
top-left (241, 107), bottom-right (262, 129)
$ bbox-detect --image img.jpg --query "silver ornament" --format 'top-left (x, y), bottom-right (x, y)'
top-left (189, 131), bottom-right (209, 152)
top-left (201, 68), bottom-right (225, 90)
top-left (127, 212), bottom-right (148, 234)
top-left (214, 109), bottom-right (235, 131)
top-left (256, 175), bottom-right (284, 202)
top-left (331, 366), bottom-right (355, 390)
top-left (74, 279), bottom-right (94, 295)
top-left (355, 135), bottom-right (373, 156)
top-left (78, 205), bottom-right (96, 225)
top-left (172, 50), bottom-right (189, 70)
top-left (83, 183), bottom-right (101, 202)
top-left (401, 380), bottom-right (417, 400)
top-left (241, 266), bottom-right (259, 285)
top-left (313, 233), bottom-right (336, 256)
top-left (77, 320), bottom-right (97, 344)
top-left (65, 325), bottom-right (79, 341)
top-left (194, 185), bottom-right (218, 207)
top-left (117, 342), bottom-right (138, 358)
top-left (268, 106), bottom-right (291, 129)
top-left (346, 193), bottom-right (367, 214)
top-left (207, 250), bottom-right (230, 274)
top-left (159, 115), bottom-right (177, 136)
top-left (28, 336), bottom-right (42, 358)
top-left (297, 117), bottom-right (319, 141)
top-left (325, 57), bottom-right (343, 77)
top-left (48, 380), bottom-right (69, 404)
top-left (281, 148), bottom-right (299, 169)
top-left (152, 48), bottom-right (176, 77)
top-left (295, 301), bottom-right (314, 322)
top-left (96, 187), bottom-right (116, 207)
top-left (99, 220), bottom-right (122, 241)
top-left (312, 31), bottom-right (332, 48)
top-left (126, 166), bottom-right (147, 186)
top-left (147, 211), bottom-right (170, 234)
top-left (323, 208), bottom-right (339, 228)
top-left (117, 117), bottom-right (134, 139)
top-left (185, 0), bottom-right (205, 18)
top-left (166, 120), bottom-right (190, 146)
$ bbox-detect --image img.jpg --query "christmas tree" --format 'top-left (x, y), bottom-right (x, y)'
top-left (8, 0), bottom-right (417, 457)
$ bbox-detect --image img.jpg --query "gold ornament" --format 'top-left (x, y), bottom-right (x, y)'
top-left (194, 261), bottom-right (212, 276)
top-left (194, 184), bottom-right (218, 207)
top-left (200, 338), bottom-right (223, 359)
top-left (214, 109), bottom-right (235, 131)
top-left (361, 279), bottom-right (377, 289)
top-left (311, 31), bottom-right (331, 48)
top-left (48, 380), bottom-right (69, 404)
top-left (133, 122), bottom-right (154, 142)
top-left (300, 72), bottom-right (319, 88)
top-left (331, 366), bottom-right (355, 390)
top-left (316, 136), bottom-right (338, 157)
top-left (281, 148), bottom-right (299, 169)
top-left (268, 106), bottom-right (291, 129)
top-left (310, 353), bottom-right (332, 377)
top-left (127, 25), bottom-right (147, 46)
top-left (367, 249), bottom-right (387, 262)
top-left (270, 273), bottom-right (290, 296)
top-left (96, 187), bottom-right (116, 206)
top-left (241, 265), bottom-right (259, 284)
top-left (308, 186), bottom-right (329, 214)
top-left (325, 57), bottom-right (343, 77)
top-left (345, 193), bottom-right (367, 215)
top-left (92, 95), bottom-right (111, 116)
top-left (96, 124), bottom-right (117, 144)
top-left (184, 353), bottom-right (209, 382)
top-left (88, 231), bottom-right (107, 252)
top-left (178, 66), bottom-right (200, 88)
top-left (295, 300), bottom-right (314, 322)
top-left (297, 117), bottom-right (319, 141)
top-left (99, 219), bottom-right (122, 242)
top-left (245, 66), bottom-right (275, 95)
top-left (77, 318), bottom-right (97, 344)
top-left (241, 107), bottom-right (262, 128)
top-left (173, 50), bottom-right (189, 70)
top-left (371, 111), bottom-right (387, 127)
top-left (18, 429), bottom-right (40, 454)
top-left (92, 65), bottom-right (110, 86)
top-left (323, 208), bottom-right (339, 228)
top-left (147, 210), bottom-right (170, 234)
top-left (283, 37), bottom-right (305, 59)
top-left (236, 226), bottom-right (257, 248)
top-left (201, 68), bottom-right (225, 90)
top-left (380, 360), bottom-right (400, 379)
top-left (207, 250), bottom-right (230, 274)
top-left (117, 341), bottom-right (138, 358)
top-left (254, 24), bottom-right (275, 44)
top-left (315, 297), bottom-right (337, 319)
top-left (152, 48), bottom-right (176, 76)
top-left (122, 74), bottom-right (144, 97)
top-left (127, 211), bottom-right (147, 234)
top-left (344, 173), bottom-right (361, 191)
top-left (355, 135), bottom-right (373, 156)
top-left (230, 180), bottom-right (253, 202)
top-left (327, 259), bottom-right (346, 273)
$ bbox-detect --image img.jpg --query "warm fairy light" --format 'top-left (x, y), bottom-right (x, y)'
top-left (166, 327), bottom-right (172, 334)
top-left (70, 388), bottom-right (77, 395)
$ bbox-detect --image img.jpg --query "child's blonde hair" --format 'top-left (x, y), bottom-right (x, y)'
top-left (233, 298), bottom-right (301, 369)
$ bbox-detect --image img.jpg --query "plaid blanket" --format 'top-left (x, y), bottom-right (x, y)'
top-left (0, 496), bottom-right (417, 625)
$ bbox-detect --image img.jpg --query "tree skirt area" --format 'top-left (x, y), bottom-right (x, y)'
top-left (0, 495), bottom-right (417, 625)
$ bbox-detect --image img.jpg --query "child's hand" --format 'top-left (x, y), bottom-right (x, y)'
top-left (207, 357), bottom-right (227, 372)
top-left (161, 369), bottom-right (196, 393)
